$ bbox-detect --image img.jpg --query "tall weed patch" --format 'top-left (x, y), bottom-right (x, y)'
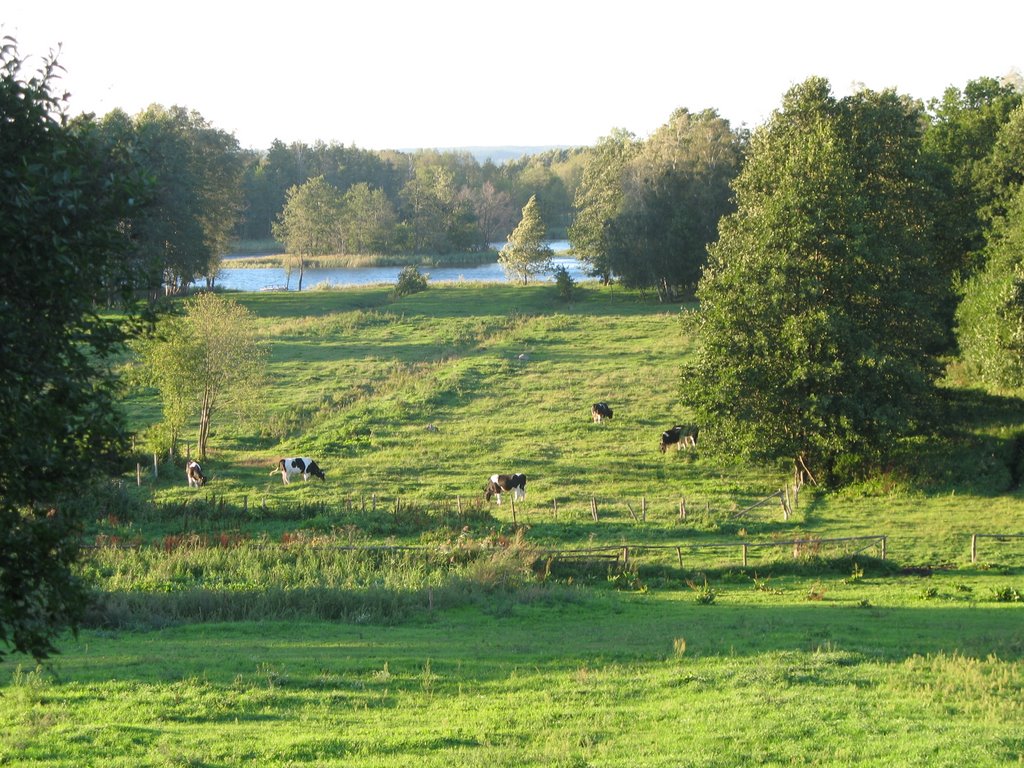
top-left (80, 532), bottom-right (569, 628)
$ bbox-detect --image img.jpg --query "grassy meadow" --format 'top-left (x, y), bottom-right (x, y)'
top-left (2, 281), bottom-right (1023, 766)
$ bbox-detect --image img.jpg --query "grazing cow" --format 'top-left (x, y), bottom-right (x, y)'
top-left (484, 473), bottom-right (527, 504)
top-left (591, 402), bottom-right (613, 423)
top-left (660, 424), bottom-right (698, 453)
top-left (185, 460), bottom-right (206, 488)
top-left (271, 457), bottom-right (326, 484)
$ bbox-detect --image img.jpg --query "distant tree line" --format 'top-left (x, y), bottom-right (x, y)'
top-left (237, 141), bottom-right (584, 253)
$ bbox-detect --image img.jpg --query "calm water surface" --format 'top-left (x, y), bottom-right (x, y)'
top-left (218, 242), bottom-right (587, 292)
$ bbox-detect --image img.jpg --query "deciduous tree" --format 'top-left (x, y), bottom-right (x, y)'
top-left (0, 40), bottom-right (145, 661)
top-left (683, 79), bottom-right (947, 481)
top-left (568, 128), bottom-right (639, 284)
top-left (272, 175), bottom-right (344, 290)
top-left (956, 185), bottom-right (1024, 389)
top-left (116, 105), bottom-right (244, 295)
top-left (135, 293), bottom-right (266, 460)
top-left (608, 109), bottom-right (743, 301)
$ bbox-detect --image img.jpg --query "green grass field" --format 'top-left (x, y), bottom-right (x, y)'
top-left (2, 282), bottom-right (1023, 766)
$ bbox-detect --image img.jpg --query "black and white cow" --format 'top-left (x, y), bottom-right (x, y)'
top-left (484, 473), bottom-right (526, 504)
top-left (591, 402), bottom-right (613, 423)
top-left (271, 457), bottom-right (326, 484)
top-left (659, 425), bottom-right (698, 453)
top-left (185, 460), bottom-right (206, 488)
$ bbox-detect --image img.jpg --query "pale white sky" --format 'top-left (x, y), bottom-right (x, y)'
top-left (3, 0), bottom-right (1021, 152)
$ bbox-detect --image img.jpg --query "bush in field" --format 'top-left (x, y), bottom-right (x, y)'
top-left (554, 265), bottom-right (575, 301)
top-left (394, 265), bottom-right (429, 297)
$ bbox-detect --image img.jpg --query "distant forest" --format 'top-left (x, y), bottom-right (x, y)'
top-left (79, 71), bottom-right (1023, 303)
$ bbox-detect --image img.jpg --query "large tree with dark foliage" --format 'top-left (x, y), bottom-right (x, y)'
top-left (0, 40), bottom-right (145, 661)
top-left (683, 79), bottom-right (948, 482)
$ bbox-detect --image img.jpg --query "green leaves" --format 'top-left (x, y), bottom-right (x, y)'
top-left (498, 195), bottom-right (553, 284)
top-left (137, 293), bottom-right (267, 459)
top-left (685, 78), bottom-right (947, 481)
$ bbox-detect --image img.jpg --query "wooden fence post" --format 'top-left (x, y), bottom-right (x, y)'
top-left (881, 536), bottom-right (887, 560)
top-left (510, 497), bottom-right (517, 525)
top-left (675, 546), bottom-right (683, 568)
top-left (591, 497), bottom-right (599, 521)
top-left (136, 463), bottom-right (142, 486)
top-left (621, 546), bottom-right (629, 567)
top-left (971, 533), bottom-right (977, 563)
top-left (552, 499), bottom-right (558, 519)
top-left (456, 496), bottom-right (463, 517)
top-left (152, 453), bottom-right (158, 479)
top-left (742, 543), bottom-right (748, 567)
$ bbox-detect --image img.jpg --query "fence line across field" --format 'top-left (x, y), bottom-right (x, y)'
top-left (538, 534), bottom-right (887, 568)
top-left (84, 534), bottom-right (889, 569)
top-left (970, 533), bottom-right (1024, 563)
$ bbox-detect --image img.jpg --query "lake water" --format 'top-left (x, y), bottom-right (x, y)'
top-left (217, 241), bottom-right (586, 292)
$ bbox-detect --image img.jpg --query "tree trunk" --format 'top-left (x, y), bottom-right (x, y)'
top-left (198, 386), bottom-right (213, 459)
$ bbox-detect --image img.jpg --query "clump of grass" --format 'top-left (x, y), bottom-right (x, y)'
top-left (991, 585), bottom-right (1022, 602)
top-left (687, 578), bottom-right (717, 605)
top-left (806, 581), bottom-right (827, 601)
top-left (843, 560), bottom-right (865, 584)
top-left (753, 574), bottom-right (783, 594)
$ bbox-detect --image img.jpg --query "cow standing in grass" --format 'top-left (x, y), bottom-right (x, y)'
top-left (272, 457), bottom-right (326, 484)
top-left (591, 402), bottom-right (613, 423)
top-left (660, 425), bottom-right (698, 452)
top-left (185, 460), bottom-right (206, 488)
top-left (484, 473), bottom-right (526, 504)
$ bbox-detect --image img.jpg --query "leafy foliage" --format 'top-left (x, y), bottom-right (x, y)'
top-left (0, 39), bottom-right (144, 661)
top-left (568, 129), bottom-right (640, 283)
top-left (683, 79), bottom-right (949, 481)
top-left (393, 265), bottom-right (430, 298)
top-left (134, 293), bottom-right (267, 459)
top-left (923, 77), bottom-right (1023, 280)
top-left (498, 194), bottom-right (553, 284)
top-left (956, 185), bottom-right (1024, 389)
top-left (97, 104), bottom-right (244, 295)
top-left (607, 109), bottom-right (744, 301)
top-left (553, 265), bottom-right (575, 301)
top-left (272, 175), bottom-right (345, 290)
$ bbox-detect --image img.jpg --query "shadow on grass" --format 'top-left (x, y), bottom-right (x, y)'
top-left (56, 588), bottom-right (1024, 692)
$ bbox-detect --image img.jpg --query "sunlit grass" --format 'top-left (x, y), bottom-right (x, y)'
top-left (19, 281), bottom-right (1020, 766)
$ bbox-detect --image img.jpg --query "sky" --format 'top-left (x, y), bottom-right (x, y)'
top-left (3, 0), bottom-right (1022, 153)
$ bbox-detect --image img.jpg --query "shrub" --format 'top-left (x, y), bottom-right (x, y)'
top-left (687, 578), bottom-right (716, 605)
top-left (553, 265), bottom-right (575, 301)
top-left (394, 265), bottom-right (429, 297)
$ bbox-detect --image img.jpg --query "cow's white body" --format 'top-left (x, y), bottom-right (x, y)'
top-left (485, 473), bottom-right (526, 504)
top-left (186, 460), bottom-right (206, 488)
top-left (274, 457), bottom-right (325, 484)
